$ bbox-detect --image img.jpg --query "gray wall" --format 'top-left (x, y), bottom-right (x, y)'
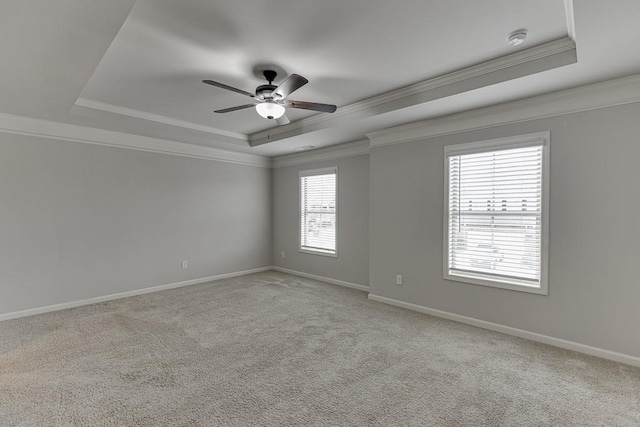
top-left (4, 101), bottom-right (639, 359)
top-left (0, 133), bottom-right (271, 315)
top-left (369, 102), bottom-right (640, 358)
top-left (272, 155), bottom-right (369, 287)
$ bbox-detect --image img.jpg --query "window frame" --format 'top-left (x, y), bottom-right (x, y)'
top-left (443, 131), bottom-right (550, 295)
top-left (299, 166), bottom-right (338, 258)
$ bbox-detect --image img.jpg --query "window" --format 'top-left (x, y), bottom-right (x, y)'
top-left (300, 167), bottom-right (337, 256)
top-left (444, 132), bottom-right (549, 294)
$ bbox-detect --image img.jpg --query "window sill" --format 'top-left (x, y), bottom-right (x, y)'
top-left (444, 271), bottom-right (548, 295)
top-left (300, 248), bottom-right (338, 258)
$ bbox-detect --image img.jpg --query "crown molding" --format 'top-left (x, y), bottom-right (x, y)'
top-left (249, 37), bottom-right (577, 146)
top-left (75, 98), bottom-right (247, 142)
top-left (367, 73), bottom-right (640, 148)
top-left (272, 140), bottom-right (370, 168)
top-left (0, 113), bottom-right (271, 168)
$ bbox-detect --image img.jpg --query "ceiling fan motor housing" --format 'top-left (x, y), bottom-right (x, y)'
top-left (255, 84), bottom-right (277, 100)
top-left (255, 69), bottom-right (279, 100)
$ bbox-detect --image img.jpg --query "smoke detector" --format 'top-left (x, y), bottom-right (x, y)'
top-left (507, 29), bottom-right (528, 46)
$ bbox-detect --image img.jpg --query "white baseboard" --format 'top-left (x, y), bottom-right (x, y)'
top-left (368, 293), bottom-right (640, 368)
top-left (0, 267), bottom-right (272, 322)
top-left (272, 266), bottom-right (370, 292)
top-left (6, 267), bottom-right (635, 367)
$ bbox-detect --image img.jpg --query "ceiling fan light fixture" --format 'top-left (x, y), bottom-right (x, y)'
top-left (255, 102), bottom-right (286, 119)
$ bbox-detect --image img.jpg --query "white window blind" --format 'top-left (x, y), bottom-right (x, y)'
top-left (300, 167), bottom-right (337, 256)
top-left (444, 133), bottom-right (549, 293)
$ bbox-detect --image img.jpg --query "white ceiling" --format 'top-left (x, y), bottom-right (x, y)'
top-left (2, 1), bottom-right (640, 157)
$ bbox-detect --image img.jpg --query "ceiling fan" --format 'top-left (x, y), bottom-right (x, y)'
top-left (202, 70), bottom-right (337, 125)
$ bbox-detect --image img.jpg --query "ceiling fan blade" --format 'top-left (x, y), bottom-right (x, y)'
top-left (272, 74), bottom-right (308, 101)
top-left (288, 100), bottom-right (337, 113)
top-left (214, 104), bottom-right (256, 113)
top-left (276, 115), bottom-right (290, 125)
top-left (202, 80), bottom-right (255, 98)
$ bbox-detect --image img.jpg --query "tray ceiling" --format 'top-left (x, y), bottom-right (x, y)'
top-left (2, 1), bottom-right (640, 156)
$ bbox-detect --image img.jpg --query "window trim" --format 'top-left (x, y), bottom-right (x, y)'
top-left (443, 131), bottom-right (550, 295)
top-left (299, 166), bottom-right (338, 258)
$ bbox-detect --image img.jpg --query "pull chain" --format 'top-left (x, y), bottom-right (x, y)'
top-left (268, 117), bottom-right (274, 140)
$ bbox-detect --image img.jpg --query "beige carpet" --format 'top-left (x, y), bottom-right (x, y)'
top-left (0, 271), bottom-right (638, 426)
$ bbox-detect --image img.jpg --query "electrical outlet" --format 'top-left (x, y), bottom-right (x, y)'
top-left (181, 260), bottom-right (188, 269)
top-left (396, 274), bottom-right (403, 285)
top-left (281, 251), bottom-right (285, 258)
